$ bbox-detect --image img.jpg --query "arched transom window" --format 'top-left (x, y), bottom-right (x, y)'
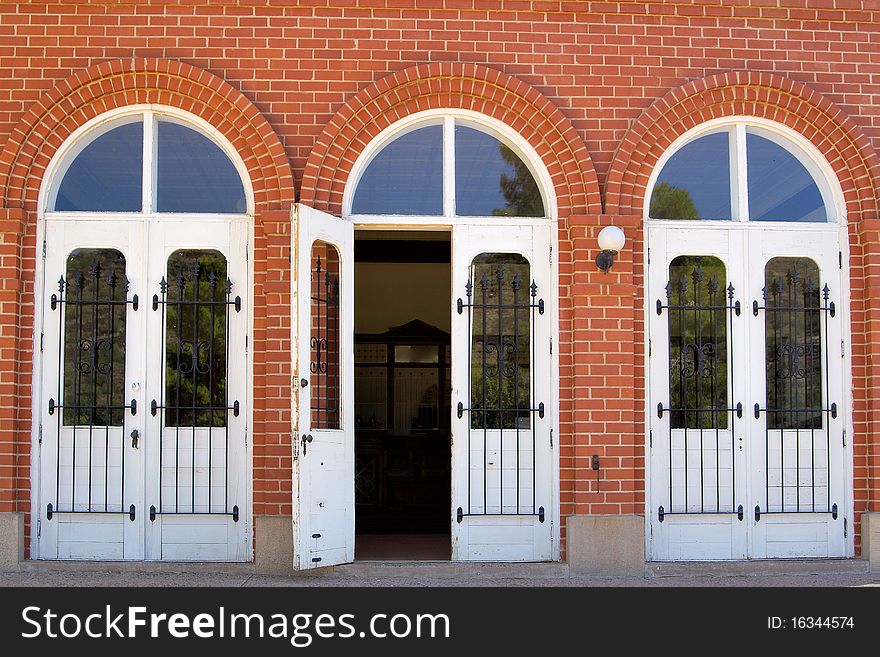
top-left (347, 115), bottom-right (548, 219)
top-left (47, 111), bottom-right (249, 215)
top-left (648, 121), bottom-right (838, 223)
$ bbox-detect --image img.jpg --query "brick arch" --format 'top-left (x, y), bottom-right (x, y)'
top-left (300, 62), bottom-right (601, 218)
top-left (0, 58), bottom-right (294, 212)
top-left (605, 71), bottom-right (880, 220)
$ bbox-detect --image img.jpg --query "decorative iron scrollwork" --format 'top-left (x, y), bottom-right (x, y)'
top-left (309, 252), bottom-right (340, 429)
top-left (752, 259), bottom-right (837, 516)
top-left (656, 257), bottom-right (741, 519)
top-left (150, 250), bottom-right (241, 518)
top-left (456, 254), bottom-right (545, 520)
top-left (48, 249), bottom-right (137, 515)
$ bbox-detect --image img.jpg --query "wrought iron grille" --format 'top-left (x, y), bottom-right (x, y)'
top-left (47, 249), bottom-right (138, 518)
top-left (151, 250), bottom-right (240, 520)
top-left (310, 247), bottom-right (340, 430)
top-left (752, 257), bottom-right (837, 520)
top-left (655, 257), bottom-right (743, 522)
top-left (455, 254), bottom-right (545, 522)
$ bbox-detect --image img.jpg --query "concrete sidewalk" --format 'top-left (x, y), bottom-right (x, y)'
top-left (1, 559), bottom-right (878, 587)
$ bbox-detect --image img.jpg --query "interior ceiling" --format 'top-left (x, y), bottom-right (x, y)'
top-left (355, 230), bottom-right (450, 241)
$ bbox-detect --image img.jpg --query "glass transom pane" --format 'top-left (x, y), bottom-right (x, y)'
top-left (455, 125), bottom-right (544, 217)
top-left (747, 132), bottom-right (828, 222)
top-left (156, 121), bottom-right (246, 213)
top-left (351, 125), bottom-right (443, 215)
top-left (650, 131), bottom-right (732, 220)
top-left (55, 122), bottom-right (143, 212)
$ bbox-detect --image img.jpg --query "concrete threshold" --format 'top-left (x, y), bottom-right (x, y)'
top-left (19, 560), bottom-right (257, 574)
top-left (646, 558), bottom-right (868, 578)
top-left (341, 560), bottom-right (571, 579)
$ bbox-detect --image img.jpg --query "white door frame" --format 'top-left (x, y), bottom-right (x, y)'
top-left (344, 218), bottom-right (559, 563)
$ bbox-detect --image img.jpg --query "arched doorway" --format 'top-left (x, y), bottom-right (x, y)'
top-left (294, 110), bottom-right (559, 566)
top-left (35, 107), bottom-right (252, 561)
top-left (646, 117), bottom-right (851, 560)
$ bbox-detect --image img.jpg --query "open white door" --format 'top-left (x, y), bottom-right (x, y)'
top-left (293, 203), bottom-right (355, 569)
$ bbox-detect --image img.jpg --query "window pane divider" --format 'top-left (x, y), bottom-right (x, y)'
top-left (734, 124), bottom-right (749, 222)
top-left (142, 111), bottom-right (155, 214)
top-left (443, 116), bottom-right (455, 218)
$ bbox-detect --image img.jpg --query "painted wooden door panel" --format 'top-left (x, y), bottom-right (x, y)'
top-left (450, 224), bottom-right (553, 561)
top-left (294, 203), bottom-right (355, 569)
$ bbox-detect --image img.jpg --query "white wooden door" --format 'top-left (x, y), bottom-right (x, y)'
top-left (293, 203), bottom-right (355, 569)
top-left (38, 218), bottom-right (249, 561)
top-left (39, 219), bottom-right (146, 560)
top-left (648, 223), bottom-right (848, 560)
top-left (143, 219), bottom-right (249, 561)
top-left (450, 224), bottom-right (553, 561)
top-left (746, 227), bottom-right (846, 558)
top-left (647, 225), bottom-right (749, 560)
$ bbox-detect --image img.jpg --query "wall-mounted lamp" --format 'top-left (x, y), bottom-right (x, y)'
top-left (595, 225), bottom-right (626, 272)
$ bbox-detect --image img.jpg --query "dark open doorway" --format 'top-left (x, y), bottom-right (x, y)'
top-left (353, 230), bottom-right (452, 560)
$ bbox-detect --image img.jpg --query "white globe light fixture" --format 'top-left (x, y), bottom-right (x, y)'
top-left (596, 225), bottom-right (626, 272)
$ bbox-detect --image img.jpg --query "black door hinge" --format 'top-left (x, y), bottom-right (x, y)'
top-left (839, 251), bottom-right (843, 270)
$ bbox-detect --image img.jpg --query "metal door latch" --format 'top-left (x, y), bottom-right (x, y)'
top-left (301, 433), bottom-right (313, 455)
top-left (131, 429), bottom-right (139, 449)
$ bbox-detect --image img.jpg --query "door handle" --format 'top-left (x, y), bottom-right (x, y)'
top-left (131, 429), bottom-right (139, 449)
top-left (301, 433), bottom-right (313, 455)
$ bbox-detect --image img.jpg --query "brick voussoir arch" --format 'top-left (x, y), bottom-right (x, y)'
top-left (0, 58), bottom-right (294, 212)
top-left (605, 71), bottom-right (880, 220)
top-left (300, 62), bottom-right (600, 218)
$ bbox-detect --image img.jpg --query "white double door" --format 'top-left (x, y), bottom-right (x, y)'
top-left (293, 205), bottom-right (554, 567)
top-left (648, 223), bottom-right (848, 560)
top-left (37, 217), bottom-right (249, 560)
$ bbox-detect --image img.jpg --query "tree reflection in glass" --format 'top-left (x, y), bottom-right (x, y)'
top-left (164, 250), bottom-right (228, 427)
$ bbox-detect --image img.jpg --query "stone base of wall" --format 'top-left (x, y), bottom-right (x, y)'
top-left (566, 514), bottom-right (644, 576)
top-left (861, 512), bottom-right (880, 573)
top-left (0, 513), bottom-right (24, 571)
top-left (254, 515), bottom-right (294, 574)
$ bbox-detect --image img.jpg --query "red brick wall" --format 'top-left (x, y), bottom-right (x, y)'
top-left (0, 0), bottom-right (878, 559)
